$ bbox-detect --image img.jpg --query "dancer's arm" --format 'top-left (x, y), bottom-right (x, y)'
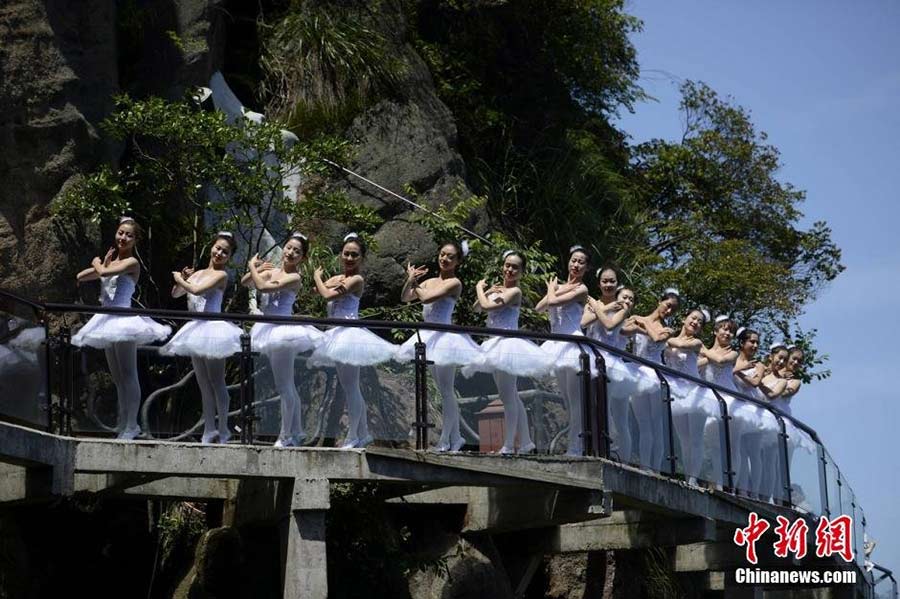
top-left (475, 280), bottom-right (518, 312)
top-left (400, 263), bottom-right (429, 303)
top-left (548, 282), bottom-right (587, 307)
top-left (667, 335), bottom-right (703, 351)
top-left (314, 268), bottom-right (362, 300)
top-left (246, 254), bottom-right (298, 291)
top-left (535, 277), bottom-right (557, 313)
top-left (172, 270), bottom-right (227, 296)
top-left (781, 378), bottom-right (802, 397)
top-left (90, 253), bottom-right (139, 277)
top-left (701, 346), bottom-right (739, 364)
top-left (412, 277), bottom-right (461, 304)
top-left (760, 374), bottom-right (787, 399)
top-left (241, 256), bottom-right (275, 287)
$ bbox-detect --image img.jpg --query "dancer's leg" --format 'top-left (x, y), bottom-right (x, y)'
top-left (686, 410), bottom-right (708, 484)
top-left (335, 364), bottom-right (368, 445)
top-left (191, 356), bottom-right (218, 441)
top-left (432, 364), bottom-right (461, 449)
top-left (559, 370), bottom-right (583, 456)
top-left (204, 358), bottom-right (231, 441)
top-left (494, 371), bottom-right (520, 450)
top-left (268, 349), bottom-right (300, 442)
top-left (607, 381), bottom-right (633, 463)
top-left (113, 342), bottom-right (141, 434)
top-left (105, 346), bottom-right (126, 433)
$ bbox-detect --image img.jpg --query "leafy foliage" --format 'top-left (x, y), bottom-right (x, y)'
top-left (627, 82), bottom-right (844, 376)
top-left (259, 1), bottom-right (406, 136)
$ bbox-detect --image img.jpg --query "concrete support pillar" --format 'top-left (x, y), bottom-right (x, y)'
top-left (281, 478), bottom-right (330, 599)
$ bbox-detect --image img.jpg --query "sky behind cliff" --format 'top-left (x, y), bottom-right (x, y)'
top-left (616, 0), bottom-right (900, 582)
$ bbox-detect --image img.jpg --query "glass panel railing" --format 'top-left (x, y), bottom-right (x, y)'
top-left (0, 296), bottom-right (47, 429)
top-left (667, 373), bottom-right (718, 486)
top-left (703, 391), bottom-right (741, 492)
top-left (824, 450), bottom-right (842, 517)
top-left (783, 418), bottom-right (823, 514)
top-left (856, 507), bottom-right (866, 570)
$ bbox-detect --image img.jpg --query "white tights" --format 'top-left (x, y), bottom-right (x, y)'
top-left (672, 408), bottom-right (708, 483)
top-left (191, 357), bottom-right (230, 439)
top-left (104, 341), bottom-right (140, 433)
top-left (606, 380), bottom-right (632, 462)
top-left (268, 349), bottom-right (303, 441)
top-left (556, 369), bottom-right (584, 456)
top-left (432, 364), bottom-right (461, 448)
top-left (335, 364), bottom-right (369, 443)
top-left (705, 416), bottom-right (744, 489)
top-left (631, 377), bottom-right (665, 471)
top-left (493, 371), bottom-right (533, 450)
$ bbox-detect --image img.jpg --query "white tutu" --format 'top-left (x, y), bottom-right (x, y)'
top-left (251, 322), bottom-right (322, 356)
top-left (461, 336), bottom-right (553, 378)
top-left (397, 329), bottom-right (485, 368)
top-left (541, 335), bottom-right (598, 376)
top-left (159, 320), bottom-right (243, 359)
top-left (72, 313), bottom-right (172, 349)
top-left (8, 327), bottom-right (46, 352)
top-left (602, 352), bottom-right (657, 397)
top-left (667, 376), bottom-right (720, 418)
top-left (308, 326), bottom-right (398, 367)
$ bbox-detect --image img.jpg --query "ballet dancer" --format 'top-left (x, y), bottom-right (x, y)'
top-left (308, 233), bottom-right (397, 449)
top-left (621, 288), bottom-right (680, 471)
top-left (72, 216), bottom-right (171, 440)
top-left (398, 241), bottom-right (483, 452)
top-left (462, 250), bottom-right (553, 454)
top-left (160, 232), bottom-right (243, 444)
top-left (582, 266), bottom-right (646, 463)
top-left (776, 346), bottom-right (804, 415)
top-left (665, 308), bottom-right (717, 485)
top-left (243, 232), bottom-right (323, 447)
top-left (700, 315), bottom-right (752, 490)
top-left (537, 245), bottom-right (592, 457)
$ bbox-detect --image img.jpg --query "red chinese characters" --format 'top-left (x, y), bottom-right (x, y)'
top-left (815, 515), bottom-right (854, 562)
top-left (734, 512), bottom-right (770, 564)
top-left (734, 513), bottom-right (854, 563)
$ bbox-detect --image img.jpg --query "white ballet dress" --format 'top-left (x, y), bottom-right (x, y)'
top-left (159, 287), bottom-right (242, 359)
top-left (701, 360), bottom-right (755, 428)
top-left (664, 347), bottom-right (719, 418)
top-left (249, 288), bottom-right (322, 357)
top-left (541, 303), bottom-right (596, 376)
top-left (396, 296), bottom-right (484, 368)
top-left (71, 275), bottom-right (171, 349)
top-left (461, 304), bottom-right (553, 378)
top-left (733, 368), bottom-right (780, 434)
top-left (307, 294), bottom-right (398, 367)
top-left (631, 331), bottom-right (667, 387)
top-left (586, 321), bottom-right (653, 395)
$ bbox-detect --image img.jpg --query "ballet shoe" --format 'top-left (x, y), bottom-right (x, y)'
top-left (340, 438), bottom-right (360, 449)
top-left (200, 430), bottom-right (218, 444)
top-left (357, 434), bottom-right (374, 449)
top-left (498, 446), bottom-right (515, 455)
top-left (518, 442), bottom-right (536, 455)
top-left (117, 426), bottom-right (141, 441)
top-left (274, 438), bottom-right (289, 448)
top-left (434, 441), bottom-right (451, 453)
top-left (218, 430), bottom-right (232, 445)
top-left (687, 476), bottom-right (699, 487)
top-left (449, 438), bottom-right (466, 453)
top-left (291, 434), bottom-right (306, 447)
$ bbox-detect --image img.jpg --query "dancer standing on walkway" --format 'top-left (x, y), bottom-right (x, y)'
top-left (582, 267), bottom-right (646, 463)
top-left (463, 250), bottom-right (552, 454)
top-left (621, 288), bottom-right (680, 471)
top-left (398, 241), bottom-right (484, 452)
top-left (537, 246), bottom-right (592, 457)
top-left (161, 232), bottom-right (243, 444)
top-left (308, 234), bottom-right (397, 448)
top-left (244, 232), bottom-right (323, 447)
top-left (72, 216), bottom-right (171, 440)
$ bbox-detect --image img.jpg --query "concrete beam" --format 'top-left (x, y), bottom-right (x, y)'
top-left (281, 478), bottom-right (330, 599)
top-left (390, 486), bottom-right (609, 533)
top-left (549, 510), bottom-right (716, 552)
top-left (0, 421), bottom-right (73, 495)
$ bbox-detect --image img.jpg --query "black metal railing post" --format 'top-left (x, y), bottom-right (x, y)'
top-left (818, 445), bottom-right (831, 517)
top-left (592, 350), bottom-right (610, 460)
top-left (708, 389), bottom-right (735, 493)
top-left (412, 340), bottom-right (433, 450)
top-left (42, 320), bottom-right (53, 433)
top-left (58, 326), bottom-right (73, 436)
top-left (578, 349), bottom-right (593, 457)
top-left (656, 371), bottom-right (677, 477)
top-left (774, 414), bottom-right (793, 508)
top-left (238, 333), bottom-right (255, 444)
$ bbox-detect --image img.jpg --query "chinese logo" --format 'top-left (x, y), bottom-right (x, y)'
top-left (734, 513), bottom-right (853, 564)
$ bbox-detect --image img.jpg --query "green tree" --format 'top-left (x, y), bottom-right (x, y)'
top-left (628, 81), bottom-right (844, 379)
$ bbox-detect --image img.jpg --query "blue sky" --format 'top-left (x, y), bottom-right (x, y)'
top-left (615, 0), bottom-right (900, 578)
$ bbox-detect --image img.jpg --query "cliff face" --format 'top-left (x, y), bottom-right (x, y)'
top-left (0, 0), bottom-right (118, 300)
top-left (0, 0), bottom-right (226, 301)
